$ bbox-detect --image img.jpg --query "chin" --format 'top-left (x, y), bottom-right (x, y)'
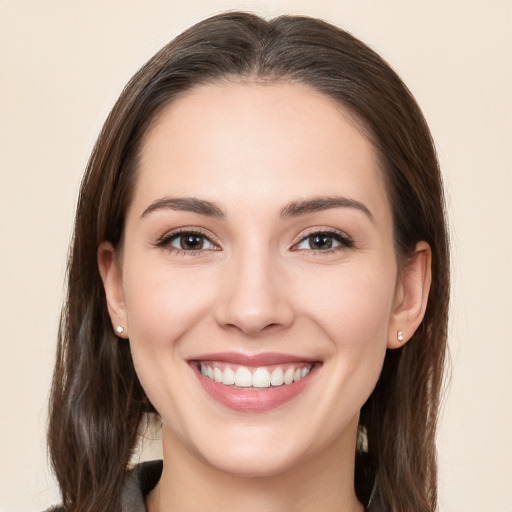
top-left (175, 411), bottom-right (356, 481)
top-left (199, 441), bottom-right (307, 479)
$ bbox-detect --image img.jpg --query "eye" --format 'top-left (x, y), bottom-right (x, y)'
top-left (157, 231), bottom-right (219, 253)
top-left (293, 230), bottom-right (353, 252)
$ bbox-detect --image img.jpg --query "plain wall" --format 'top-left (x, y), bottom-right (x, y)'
top-left (1, 1), bottom-right (511, 511)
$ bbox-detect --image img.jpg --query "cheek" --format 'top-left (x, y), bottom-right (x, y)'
top-left (296, 262), bottom-right (396, 403)
top-left (121, 261), bottom-right (217, 423)
top-left (297, 263), bottom-right (396, 346)
top-left (123, 262), bottom-right (213, 348)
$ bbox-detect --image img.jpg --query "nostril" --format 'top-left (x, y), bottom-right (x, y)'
top-left (213, 277), bottom-right (295, 334)
top-left (221, 320), bottom-right (288, 337)
top-left (262, 323), bottom-right (282, 332)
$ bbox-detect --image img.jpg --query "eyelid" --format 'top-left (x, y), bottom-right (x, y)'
top-left (290, 227), bottom-right (354, 251)
top-left (155, 227), bottom-right (221, 252)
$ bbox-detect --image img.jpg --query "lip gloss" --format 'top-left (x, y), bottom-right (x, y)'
top-left (193, 365), bottom-right (314, 412)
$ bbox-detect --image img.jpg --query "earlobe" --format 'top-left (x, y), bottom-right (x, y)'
top-left (97, 241), bottom-right (128, 338)
top-left (387, 241), bottom-right (432, 349)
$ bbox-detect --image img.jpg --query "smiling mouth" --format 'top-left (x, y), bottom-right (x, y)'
top-left (197, 362), bottom-right (314, 389)
top-left (191, 354), bottom-right (320, 411)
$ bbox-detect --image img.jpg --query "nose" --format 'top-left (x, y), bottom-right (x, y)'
top-left (214, 249), bottom-right (295, 336)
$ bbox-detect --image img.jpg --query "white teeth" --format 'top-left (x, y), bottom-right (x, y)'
top-left (213, 367), bottom-right (223, 383)
top-left (270, 367), bottom-right (284, 386)
top-left (252, 368), bottom-right (271, 388)
top-left (283, 368), bottom-right (294, 385)
top-left (234, 366), bottom-right (253, 387)
top-left (200, 363), bottom-right (313, 389)
top-left (222, 367), bottom-right (235, 385)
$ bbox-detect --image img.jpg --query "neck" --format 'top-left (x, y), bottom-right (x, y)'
top-left (146, 425), bottom-right (364, 512)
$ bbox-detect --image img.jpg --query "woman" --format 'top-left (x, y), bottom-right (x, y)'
top-left (47, 11), bottom-right (449, 512)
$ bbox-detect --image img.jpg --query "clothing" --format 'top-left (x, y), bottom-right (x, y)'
top-left (48, 459), bottom-right (379, 511)
top-left (122, 460), bottom-right (162, 512)
top-left (121, 460), bottom-right (380, 512)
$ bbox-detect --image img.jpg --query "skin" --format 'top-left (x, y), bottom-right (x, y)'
top-left (99, 82), bottom-right (431, 512)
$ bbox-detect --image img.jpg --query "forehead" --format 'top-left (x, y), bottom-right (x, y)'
top-left (131, 81), bottom-right (390, 223)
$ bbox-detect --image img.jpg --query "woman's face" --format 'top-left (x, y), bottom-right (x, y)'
top-left (102, 82), bottom-right (410, 477)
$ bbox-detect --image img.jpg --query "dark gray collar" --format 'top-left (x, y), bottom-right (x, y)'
top-left (122, 460), bottom-right (163, 512)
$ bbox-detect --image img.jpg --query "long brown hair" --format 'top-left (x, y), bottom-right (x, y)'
top-left (48, 12), bottom-right (449, 512)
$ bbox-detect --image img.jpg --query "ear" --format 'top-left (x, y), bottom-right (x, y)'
top-left (98, 241), bottom-right (128, 338)
top-left (387, 241), bottom-right (432, 349)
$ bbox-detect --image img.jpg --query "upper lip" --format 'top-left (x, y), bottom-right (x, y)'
top-left (189, 351), bottom-right (318, 367)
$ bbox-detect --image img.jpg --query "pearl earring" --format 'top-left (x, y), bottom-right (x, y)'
top-left (115, 326), bottom-right (125, 335)
top-left (397, 330), bottom-right (404, 342)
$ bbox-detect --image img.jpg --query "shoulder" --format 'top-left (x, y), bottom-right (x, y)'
top-left (43, 460), bottom-right (163, 512)
top-left (122, 460), bottom-right (163, 512)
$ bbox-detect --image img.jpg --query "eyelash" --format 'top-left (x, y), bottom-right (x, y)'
top-left (155, 229), bottom-right (220, 256)
top-left (155, 228), bottom-right (354, 256)
top-left (291, 228), bottom-right (354, 253)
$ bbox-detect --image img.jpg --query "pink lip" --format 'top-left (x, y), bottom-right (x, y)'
top-left (189, 352), bottom-right (319, 413)
top-left (190, 351), bottom-right (314, 367)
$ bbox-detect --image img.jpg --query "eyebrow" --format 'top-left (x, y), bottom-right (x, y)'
top-left (280, 196), bottom-right (374, 222)
top-left (140, 195), bottom-right (373, 222)
top-left (140, 197), bottom-right (225, 219)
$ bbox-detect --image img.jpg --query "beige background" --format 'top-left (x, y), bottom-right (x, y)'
top-left (1, 1), bottom-right (511, 511)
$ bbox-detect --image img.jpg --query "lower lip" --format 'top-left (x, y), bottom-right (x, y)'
top-left (193, 365), bottom-right (316, 412)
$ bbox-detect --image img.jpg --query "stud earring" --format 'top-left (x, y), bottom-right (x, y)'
top-left (115, 326), bottom-right (125, 335)
top-left (397, 330), bottom-right (404, 342)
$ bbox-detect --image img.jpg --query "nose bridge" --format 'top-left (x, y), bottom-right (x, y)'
top-left (215, 242), bottom-right (294, 335)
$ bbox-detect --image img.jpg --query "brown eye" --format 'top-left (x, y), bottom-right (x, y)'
top-left (166, 232), bottom-right (217, 251)
top-left (294, 231), bottom-right (353, 251)
top-left (308, 234), bottom-right (335, 250)
top-left (179, 234), bottom-right (205, 250)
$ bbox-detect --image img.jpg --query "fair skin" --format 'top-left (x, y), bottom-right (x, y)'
top-left (99, 82), bottom-right (431, 512)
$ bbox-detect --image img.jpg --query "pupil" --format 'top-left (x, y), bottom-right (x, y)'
top-left (181, 234), bottom-right (203, 250)
top-left (311, 234), bottom-right (332, 250)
